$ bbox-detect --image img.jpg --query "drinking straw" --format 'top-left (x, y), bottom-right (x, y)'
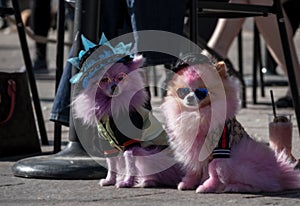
top-left (270, 90), bottom-right (277, 119)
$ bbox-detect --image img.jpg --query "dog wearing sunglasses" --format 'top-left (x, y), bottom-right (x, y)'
top-left (73, 54), bottom-right (182, 188)
top-left (161, 55), bottom-right (300, 193)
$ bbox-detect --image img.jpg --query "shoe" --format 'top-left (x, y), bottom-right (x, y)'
top-left (275, 96), bottom-right (293, 108)
top-left (295, 159), bottom-right (300, 170)
top-left (0, 17), bottom-right (8, 30)
top-left (33, 59), bottom-right (48, 74)
top-left (264, 69), bottom-right (279, 76)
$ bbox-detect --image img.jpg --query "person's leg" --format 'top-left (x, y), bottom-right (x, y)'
top-left (0, 0), bottom-right (8, 30)
top-left (253, 0), bottom-right (300, 106)
top-left (208, 0), bottom-right (300, 107)
top-left (206, 18), bottom-right (246, 58)
top-left (49, 45), bottom-right (74, 126)
top-left (284, 0), bottom-right (300, 34)
top-left (31, 0), bottom-right (51, 71)
top-left (264, 0), bottom-right (300, 75)
top-left (99, 0), bottom-right (131, 39)
top-left (0, 0), bottom-right (6, 5)
top-left (206, 0), bottom-right (249, 57)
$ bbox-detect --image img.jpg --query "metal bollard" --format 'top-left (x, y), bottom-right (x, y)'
top-left (12, 0), bottom-right (107, 179)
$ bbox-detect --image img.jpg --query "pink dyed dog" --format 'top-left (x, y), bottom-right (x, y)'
top-left (161, 54), bottom-right (300, 193)
top-left (72, 52), bottom-right (182, 188)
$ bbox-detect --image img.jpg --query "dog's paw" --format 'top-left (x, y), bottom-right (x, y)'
top-left (99, 178), bottom-right (116, 187)
top-left (116, 178), bottom-right (134, 188)
top-left (178, 181), bottom-right (196, 191)
top-left (196, 185), bottom-right (216, 193)
top-left (138, 179), bottom-right (158, 188)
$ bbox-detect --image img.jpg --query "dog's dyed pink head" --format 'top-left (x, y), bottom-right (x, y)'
top-left (161, 59), bottom-right (240, 168)
top-left (165, 61), bottom-right (239, 119)
top-left (73, 55), bottom-right (148, 125)
top-left (161, 60), bottom-right (240, 148)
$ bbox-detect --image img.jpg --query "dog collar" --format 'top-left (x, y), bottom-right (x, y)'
top-left (212, 117), bottom-right (246, 159)
top-left (212, 122), bottom-right (231, 159)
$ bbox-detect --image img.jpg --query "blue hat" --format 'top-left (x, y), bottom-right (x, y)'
top-left (68, 33), bottom-right (134, 88)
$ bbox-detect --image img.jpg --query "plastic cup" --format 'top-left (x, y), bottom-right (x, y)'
top-left (268, 114), bottom-right (293, 156)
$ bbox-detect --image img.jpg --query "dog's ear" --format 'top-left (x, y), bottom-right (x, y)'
top-left (215, 61), bottom-right (227, 79)
top-left (127, 55), bottom-right (145, 70)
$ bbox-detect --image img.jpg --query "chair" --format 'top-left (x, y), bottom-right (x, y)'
top-left (252, 23), bottom-right (264, 105)
top-left (189, 0), bottom-right (300, 134)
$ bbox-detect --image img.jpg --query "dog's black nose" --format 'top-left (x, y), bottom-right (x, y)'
top-left (111, 84), bottom-right (117, 91)
top-left (109, 84), bottom-right (119, 95)
top-left (187, 95), bottom-right (195, 102)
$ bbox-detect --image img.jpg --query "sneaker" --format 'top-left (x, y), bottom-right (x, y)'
top-left (275, 96), bottom-right (293, 108)
top-left (33, 59), bottom-right (48, 74)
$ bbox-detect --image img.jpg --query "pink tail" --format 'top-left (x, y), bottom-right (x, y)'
top-left (276, 152), bottom-right (300, 190)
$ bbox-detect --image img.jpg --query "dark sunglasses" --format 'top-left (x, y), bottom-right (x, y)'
top-left (176, 88), bottom-right (208, 101)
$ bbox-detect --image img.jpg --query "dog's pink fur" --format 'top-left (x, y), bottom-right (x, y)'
top-left (161, 61), bottom-right (300, 193)
top-left (73, 55), bottom-right (182, 188)
top-left (73, 55), bottom-right (148, 125)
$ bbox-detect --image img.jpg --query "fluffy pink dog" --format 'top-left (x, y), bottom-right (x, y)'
top-left (161, 54), bottom-right (300, 193)
top-left (72, 51), bottom-right (182, 188)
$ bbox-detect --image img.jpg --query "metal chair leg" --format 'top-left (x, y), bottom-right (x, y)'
top-left (273, 0), bottom-right (300, 135)
top-left (11, 0), bottom-right (49, 145)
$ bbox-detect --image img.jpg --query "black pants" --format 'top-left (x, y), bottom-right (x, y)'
top-left (99, 0), bottom-right (132, 40)
top-left (31, 0), bottom-right (51, 60)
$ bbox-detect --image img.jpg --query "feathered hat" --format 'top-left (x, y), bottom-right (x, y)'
top-left (68, 33), bottom-right (134, 88)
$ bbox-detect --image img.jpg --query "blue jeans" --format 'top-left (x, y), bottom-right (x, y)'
top-left (49, 47), bottom-right (73, 126)
top-left (49, 0), bottom-right (131, 126)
